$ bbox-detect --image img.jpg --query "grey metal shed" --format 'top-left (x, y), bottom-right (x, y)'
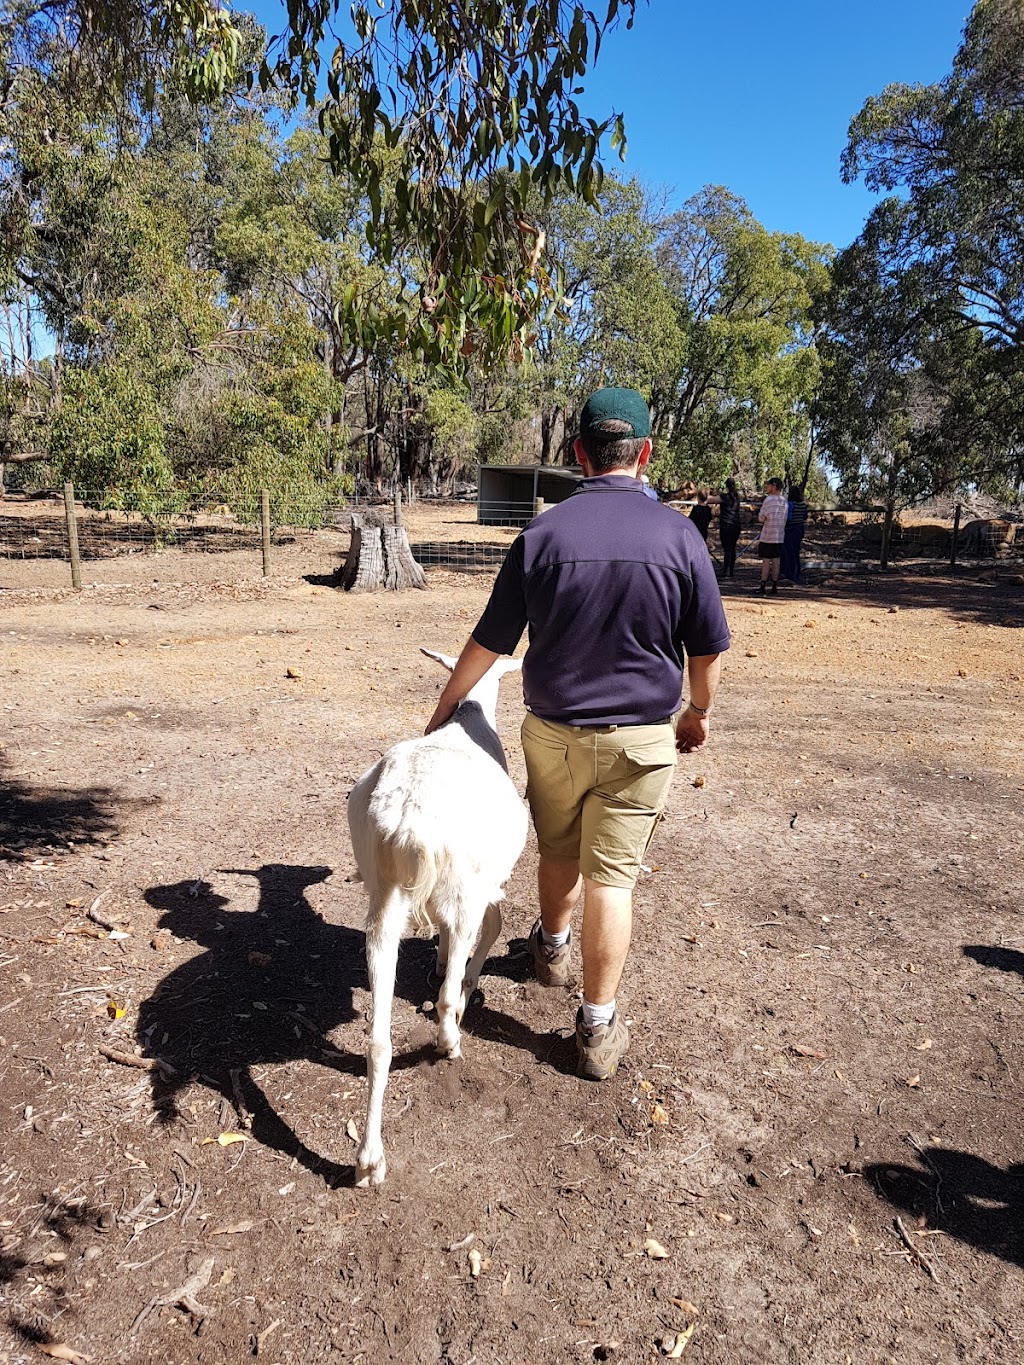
top-left (477, 463), bottom-right (583, 525)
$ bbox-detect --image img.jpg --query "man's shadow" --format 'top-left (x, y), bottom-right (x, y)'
top-left (137, 865), bottom-right (567, 1185)
top-left (865, 1148), bottom-right (1024, 1267)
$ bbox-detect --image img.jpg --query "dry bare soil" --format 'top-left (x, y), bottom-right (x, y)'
top-left (0, 515), bottom-right (1022, 1365)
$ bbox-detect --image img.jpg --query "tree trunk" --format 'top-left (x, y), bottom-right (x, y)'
top-left (341, 513), bottom-right (426, 592)
top-left (879, 497), bottom-right (896, 569)
top-left (540, 407), bottom-right (559, 465)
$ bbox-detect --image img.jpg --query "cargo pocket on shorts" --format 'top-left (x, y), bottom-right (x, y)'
top-left (618, 736), bottom-right (678, 811)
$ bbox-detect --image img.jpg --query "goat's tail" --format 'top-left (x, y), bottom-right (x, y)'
top-left (377, 833), bottom-right (437, 934)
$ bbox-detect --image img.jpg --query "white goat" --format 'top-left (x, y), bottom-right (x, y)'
top-left (347, 648), bottom-right (528, 1187)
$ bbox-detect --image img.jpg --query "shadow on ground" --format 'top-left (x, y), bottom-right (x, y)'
top-left (137, 867), bottom-right (569, 1186)
top-left (0, 756), bottom-right (124, 860)
top-left (964, 944), bottom-right (1024, 978)
top-left (718, 565), bottom-right (1022, 628)
top-left (4, 1195), bottom-right (109, 1348)
top-left (865, 1148), bottom-right (1024, 1268)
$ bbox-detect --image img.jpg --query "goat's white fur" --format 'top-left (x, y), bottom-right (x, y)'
top-left (347, 648), bottom-right (528, 1187)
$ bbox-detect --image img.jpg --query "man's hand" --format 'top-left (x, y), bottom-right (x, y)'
top-left (676, 710), bottom-right (709, 753)
top-left (425, 697), bottom-right (457, 735)
top-left (423, 638), bottom-right (500, 735)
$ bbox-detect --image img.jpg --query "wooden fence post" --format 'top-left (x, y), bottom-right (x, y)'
top-left (950, 502), bottom-right (961, 569)
top-left (63, 480), bottom-right (82, 590)
top-left (393, 484), bottom-right (403, 529)
top-left (260, 489), bottom-right (271, 577)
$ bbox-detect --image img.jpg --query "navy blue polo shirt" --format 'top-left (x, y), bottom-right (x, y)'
top-left (472, 475), bottom-right (731, 726)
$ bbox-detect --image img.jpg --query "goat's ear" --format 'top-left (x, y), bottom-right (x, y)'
top-left (497, 657), bottom-right (523, 675)
top-left (420, 647), bottom-right (457, 672)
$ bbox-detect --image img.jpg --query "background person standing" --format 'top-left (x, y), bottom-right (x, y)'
top-left (757, 478), bottom-right (788, 595)
top-left (712, 478), bottom-right (742, 578)
top-left (425, 387), bottom-right (730, 1082)
top-left (781, 484), bottom-right (809, 584)
top-left (688, 490), bottom-right (712, 541)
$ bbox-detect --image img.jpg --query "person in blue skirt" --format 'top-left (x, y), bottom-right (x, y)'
top-left (781, 484), bottom-right (809, 584)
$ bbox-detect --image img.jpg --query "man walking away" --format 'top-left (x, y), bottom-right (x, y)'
top-left (757, 478), bottom-right (788, 595)
top-left (425, 388), bottom-right (730, 1080)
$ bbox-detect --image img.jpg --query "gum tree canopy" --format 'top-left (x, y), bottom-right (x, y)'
top-left (6, 0), bottom-right (641, 370)
top-left (837, 0), bottom-right (1024, 496)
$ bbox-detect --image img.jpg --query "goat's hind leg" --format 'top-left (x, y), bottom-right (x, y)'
top-left (431, 921), bottom-right (451, 990)
top-left (356, 909), bottom-right (402, 1188)
top-left (436, 926), bottom-right (476, 1059)
top-left (462, 901), bottom-right (502, 1004)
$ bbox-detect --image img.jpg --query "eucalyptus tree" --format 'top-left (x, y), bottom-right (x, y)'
top-left (841, 0), bottom-right (1024, 487)
top-left (3, 0), bottom-right (644, 372)
top-left (813, 211), bottom-right (1001, 564)
top-left (530, 176), bottom-right (678, 464)
top-left (651, 187), bottom-right (830, 490)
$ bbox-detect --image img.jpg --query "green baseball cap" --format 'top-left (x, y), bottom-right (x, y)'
top-left (579, 386), bottom-right (652, 441)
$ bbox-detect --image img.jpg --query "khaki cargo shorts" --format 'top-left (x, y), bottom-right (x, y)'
top-left (521, 713), bottom-right (678, 889)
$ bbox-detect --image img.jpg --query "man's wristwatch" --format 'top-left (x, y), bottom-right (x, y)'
top-left (687, 700), bottom-right (713, 717)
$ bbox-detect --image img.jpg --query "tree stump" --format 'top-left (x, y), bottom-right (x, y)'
top-left (341, 513), bottom-right (427, 592)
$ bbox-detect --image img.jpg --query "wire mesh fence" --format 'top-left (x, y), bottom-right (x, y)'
top-left (0, 484), bottom-right (523, 591)
top-left (2, 482), bottom-right (1020, 594)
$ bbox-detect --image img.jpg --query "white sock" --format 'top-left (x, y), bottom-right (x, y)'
top-left (582, 998), bottom-right (615, 1030)
top-left (541, 925), bottom-right (570, 949)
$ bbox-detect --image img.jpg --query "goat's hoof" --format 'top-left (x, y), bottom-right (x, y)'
top-left (355, 1159), bottom-right (386, 1188)
top-left (355, 1148), bottom-right (386, 1187)
top-left (439, 1039), bottom-right (462, 1060)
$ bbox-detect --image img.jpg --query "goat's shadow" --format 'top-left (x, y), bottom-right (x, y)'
top-left (137, 866), bottom-right (570, 1186)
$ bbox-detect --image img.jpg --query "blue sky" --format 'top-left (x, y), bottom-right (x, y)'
top-left (251, 1), bottom-right (971, 250)
top-left (576, 0), bottom-right (972, 248)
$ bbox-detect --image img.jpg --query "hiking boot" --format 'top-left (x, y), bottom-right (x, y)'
top-left (527, 919), bottom-right (572, 987)
top-left (770, 582), bottom-right (779, 596)
top-left (575, 1007), bottom-right (630, 1081)
top-left (758, 583), bottom-right (767, 596)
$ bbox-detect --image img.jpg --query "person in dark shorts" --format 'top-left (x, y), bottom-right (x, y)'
top-left (425, 388), bottom-right (731, 1081)
top-left (688, 490), bottom-right (712, 541)
top-left (757, 477), bottom-right (788, 595)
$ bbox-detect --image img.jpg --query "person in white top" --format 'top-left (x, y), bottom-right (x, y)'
top-left (757, 478), bottom-right (788, 595)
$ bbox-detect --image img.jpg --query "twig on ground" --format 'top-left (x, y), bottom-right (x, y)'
top-left (130, 1254), bottom-right (216, 1333)
top-left (99, 1046), bottom-right (175, 1079)
top-left (679, 1141), bottom-right (711, 1166)
top-left (894, 1216), bottom-right (939, 1282)
top-left (86, 890), bottom-right (117, 931)
top-left (905, 1133), bottom-right (946, 1217)
top-left (255, 1319), bottom-right (282, 1355)
top-left (229, 1067), bottom-right (253, 1130)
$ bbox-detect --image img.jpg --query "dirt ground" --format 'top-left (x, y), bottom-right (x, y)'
top-left (0, 509), bottom-right (1022, 1365)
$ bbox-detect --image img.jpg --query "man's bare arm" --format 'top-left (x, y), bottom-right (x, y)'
top-left (676, 653), bottom-right (722, 753)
